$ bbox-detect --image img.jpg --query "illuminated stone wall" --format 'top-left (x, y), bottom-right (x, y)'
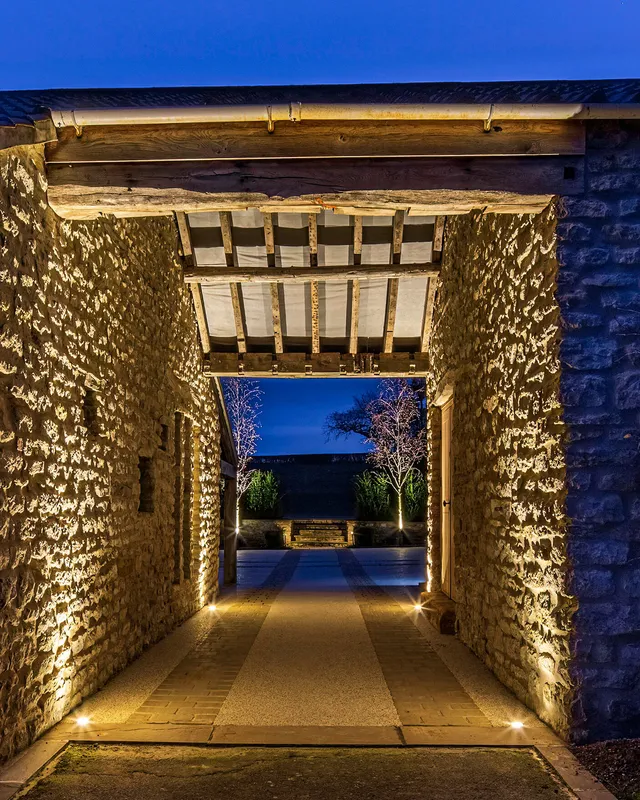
top-left (0, 146), bottom-right (221, 762)
top-left (426, 206), bottom-right (574, 736)
top-left (557, 121), bottom-right (640, 743)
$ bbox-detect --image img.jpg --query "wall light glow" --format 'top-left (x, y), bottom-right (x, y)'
top-left (208, 604), bottom-right (217, 611)
top-left (76, 716), bottom-right (91, 727)
top-left (510, 721), bottom-right (524, 729)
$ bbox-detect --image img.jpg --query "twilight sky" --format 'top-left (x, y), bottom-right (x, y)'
top-left (255, 379), bottom-right (378, 456)
top-left (4, 0), bottom-right (636, 453)
top-left (1, 0), bottom-right (638, 89)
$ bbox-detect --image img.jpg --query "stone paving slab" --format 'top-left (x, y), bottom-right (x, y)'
top-left (337, 549), bottom-right (492, 727)
top-left (210, 725), bottom-right (403, 745)
top-left (214, 551), bottom-right (399, 727)
top-left (128, 551), bottom-right (301, 725)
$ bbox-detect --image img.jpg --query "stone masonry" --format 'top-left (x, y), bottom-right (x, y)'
top-left (557, 121), bottom-right (640, 743)
top-left (426, 206), bottom-right (574, 737)
top-left (0, 146), bottom-right (221, 762)
top-left (427, 122), bottom-right (640, 744)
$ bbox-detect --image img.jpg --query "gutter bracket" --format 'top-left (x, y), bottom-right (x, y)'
top-left (483, 104), bottom-right (494, 133)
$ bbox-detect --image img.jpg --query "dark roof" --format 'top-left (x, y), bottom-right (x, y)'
top-left (1, 79), bottom-right (640, 127)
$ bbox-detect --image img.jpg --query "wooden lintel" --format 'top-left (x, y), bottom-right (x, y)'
top-left (46, 156), bottom-right (585, 219)
top-left (45, 119), bottom-right (585, 163)
top-left (184, 263), bottom-right (440, 284)
top-left (1, 118), bottom-right (57, 153)
top-left (204, 351), bottom-right (429, 378)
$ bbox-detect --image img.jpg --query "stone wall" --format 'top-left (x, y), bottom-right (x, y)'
top-left (0, 146), bottom-right (221, 762)
top-left (557, 121), bottom-right (640, 743)
top-left (426, 206), bottom-right (575, 737)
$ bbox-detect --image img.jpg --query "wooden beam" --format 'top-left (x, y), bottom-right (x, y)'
top-left (2, 119), bottom-right (57, 153)
top-left (353, 215), bottom-right (363, 265)
top-left (310, 281), bottom-right (320, 354)
top-left (420, 278), bottom-right (438, 352)
top-left (175, 210), bottom-right (194, 259)
top-left (46, 156), bottom-right (585, 218)
top-left (392, 209), bottom-right (404, 265)
top-left (183, 263), bottom-right (440, 284)
top-left (262, 212), bottom-right (284, 354)
top-left (174, 211), bottom-right (210, 354)
top-left (383, 278), bottom-right (399, 353)
top-left (204, 351), bottom-right (429, 378)
top-left (229, 284), bottom-right (247, 354)
top-left (306, 213), bottom-right (320, 353)
top-left (432, 217), bottom-right (445, 263)
top-left (219, 211), bottom-right (247, 353)
top-left (381, 211), bottom-right (404, 353)
top-left (349, 215), bottom-right (362, 355)
top-left (190, 284), bottom-right (211, 354)
top-left (349, 279), bottom-right (360, 355)
top-left (269, 283), bottom-right (284, 354)
top-left (46, 119), bottom-right (585, 163)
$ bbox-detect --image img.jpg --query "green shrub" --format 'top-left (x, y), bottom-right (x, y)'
top-left (354, 471), bottom-right (391, 520)
top-left (244, 470), bottom-right (280, 518)
top-left (403, 470), bottom-right (426, 522)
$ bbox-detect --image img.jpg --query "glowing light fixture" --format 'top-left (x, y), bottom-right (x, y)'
top-left (413, 604), bottom-right (423, 611)
top-left (208, 604), bottom-right (217, 611)
top-left (510, 721), bottom-right (524, 729)
top-left (76, 716), bottom-right (91, 727)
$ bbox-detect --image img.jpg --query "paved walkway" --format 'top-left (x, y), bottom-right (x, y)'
top-left (1, 549), bottom-right (616, 800)
top-left (53, 547), bottom-right (549, 744)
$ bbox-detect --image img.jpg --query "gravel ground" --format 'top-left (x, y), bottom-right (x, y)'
top-left (572, 739), bottom-right (640, 800)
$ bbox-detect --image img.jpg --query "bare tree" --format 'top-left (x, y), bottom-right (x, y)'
top-left (366, 380), bottom-right (426, 531)
top-left (325, 379), bottom-right (426, 442)
top-left (222, 378), bottom-right (262, 533)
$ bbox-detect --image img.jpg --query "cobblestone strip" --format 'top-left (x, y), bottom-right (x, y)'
top-left (337, 550), bottom-right (491, 727)
top-left (128, 551), bottom-right (301, 724)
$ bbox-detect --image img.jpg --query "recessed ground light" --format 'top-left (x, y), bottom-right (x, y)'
top-left (510, 721), bottom-right (524, 729)
top-left (76, 716), bottom-right (91, 727)
top-left (208, 604), bottom-right (217, 611)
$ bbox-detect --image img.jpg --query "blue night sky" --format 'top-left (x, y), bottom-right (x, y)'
top-left (1, 1), bottom-right (638, 89)
top-left (255, 380), bottom-right (378, 456)
top-left (5, 0), bottom-right (636, 453)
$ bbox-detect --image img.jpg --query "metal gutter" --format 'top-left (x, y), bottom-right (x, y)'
top-left (49, 102), bottom-right (640, 128)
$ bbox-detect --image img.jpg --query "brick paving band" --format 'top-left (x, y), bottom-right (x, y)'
top-left (337, 550), bottom-right (491, 727)
top-left (128, 551), bottom-right (301, 725)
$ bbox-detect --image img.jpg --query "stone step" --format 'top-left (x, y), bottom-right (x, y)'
top-left (290, 541), bottom-right (349, 549)
top-left (296, 530), bottom-right (346, 537)
top-left (293, 526), bottom-right (345, 532)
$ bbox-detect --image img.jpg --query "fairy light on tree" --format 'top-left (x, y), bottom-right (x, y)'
top-left (366, 380), bottom-right (426, 531)
top-left (222, 378), bottom-right (263, 535)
